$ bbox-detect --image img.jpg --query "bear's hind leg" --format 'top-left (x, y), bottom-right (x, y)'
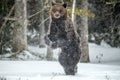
top-left (64, 65), bottom-right (77, 75)
top-left (59, 52), bottom-right (78, 75)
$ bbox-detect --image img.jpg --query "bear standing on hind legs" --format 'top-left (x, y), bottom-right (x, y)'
top-left (44, 1), bottom-right (81, 75)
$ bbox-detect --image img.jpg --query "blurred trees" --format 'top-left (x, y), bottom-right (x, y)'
top-left (88, 0), bottom-right (120, 47)
top-left (0, 0), bottom-right (14, 54)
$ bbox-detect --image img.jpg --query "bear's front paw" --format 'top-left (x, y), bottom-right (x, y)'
top-left (51, 42), bottom-right (58, 49)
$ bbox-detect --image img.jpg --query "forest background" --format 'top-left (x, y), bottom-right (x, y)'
top-left (0, 0), bottom-right (120, 61)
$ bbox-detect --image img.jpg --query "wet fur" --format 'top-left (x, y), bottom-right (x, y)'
top-left (44, 2), bottom-right (81, 75)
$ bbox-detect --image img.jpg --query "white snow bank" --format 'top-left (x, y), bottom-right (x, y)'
top-left (0, 43), bottom-right (120, 63)
top-left (28, 43), bottom-right (120, 63)
top-left (89, 43), bottom-right (120, 63)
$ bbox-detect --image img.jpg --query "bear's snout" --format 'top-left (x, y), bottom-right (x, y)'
top-left (54, 12), bottom-right (60, 19)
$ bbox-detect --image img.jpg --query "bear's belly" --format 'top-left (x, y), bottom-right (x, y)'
top-left (58, 34), bottom-right (67, 39)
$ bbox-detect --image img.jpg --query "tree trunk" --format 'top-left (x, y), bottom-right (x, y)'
top-left (12, 0), bottom-right (27, 52)
top-left (46, 0), bottom-right (54, 61)
top-left (71, 0), bottom-right (77, 31)
top-left (39, 0), bottom-right (45, 48)
top-left (72, 0), bottom-right (76, 22)
top-left (77, 0), bottom-right (89, 62)
top-left (46, 47), bottom-right (53, 60)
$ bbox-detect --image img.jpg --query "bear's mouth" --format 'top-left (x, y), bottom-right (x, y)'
top-left (54, 14), bottom-right (60, 19)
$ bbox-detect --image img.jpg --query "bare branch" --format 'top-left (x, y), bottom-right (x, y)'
top-left (0, 5), bottom-right (15, 33)
top-left (4, 17), bottom-right (17, 21)
top-left (39, 16), bottom-right (50, 26)
top-left (28, 7), bottom-right (47, 19)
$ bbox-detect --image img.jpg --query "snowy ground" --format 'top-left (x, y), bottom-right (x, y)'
top-left (0, 61), bottom-right (120, 80)
top-left (89, 43), bottom-right (120, 63)
top-left (0, 43), bottom-right (120, 80)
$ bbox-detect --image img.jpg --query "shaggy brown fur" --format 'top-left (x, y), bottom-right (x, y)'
top-left (44, 1), bottom-right (81, 75)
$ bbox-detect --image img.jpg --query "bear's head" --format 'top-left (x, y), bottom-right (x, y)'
top-left (50, 1), bottom-right (67, 20)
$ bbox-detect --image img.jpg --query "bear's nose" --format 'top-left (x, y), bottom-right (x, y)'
top-left (55, 14), bottom-right (60, 17)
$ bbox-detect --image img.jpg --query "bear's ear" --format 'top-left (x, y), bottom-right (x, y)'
top-left (51, 0), bottom-right (56, 6)
top-left (63, 3), bottom-right (67, 8)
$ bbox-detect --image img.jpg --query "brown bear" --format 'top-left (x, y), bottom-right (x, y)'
top-left (44, 1), bottom-right (81, 75)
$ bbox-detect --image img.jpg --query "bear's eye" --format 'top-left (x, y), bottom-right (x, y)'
top-left (52, 8), bottom-right (56, 13)
top-left (59, 9), bottom-right (63, 13)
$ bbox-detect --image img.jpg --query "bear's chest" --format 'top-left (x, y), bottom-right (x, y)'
top-left (52, 21), bottom-right (67, 39)
top-left (57, 27), bottom-right (67, 39)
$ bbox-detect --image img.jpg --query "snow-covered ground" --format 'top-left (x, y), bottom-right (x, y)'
top-left (89, 43), bottom-right (120, 63)
top-left (0, 61), bottom-right (120, 80)
top-left (0, 43), bottom-right (120, 80)
top-left (27, 43), bottom-right (120, 63)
